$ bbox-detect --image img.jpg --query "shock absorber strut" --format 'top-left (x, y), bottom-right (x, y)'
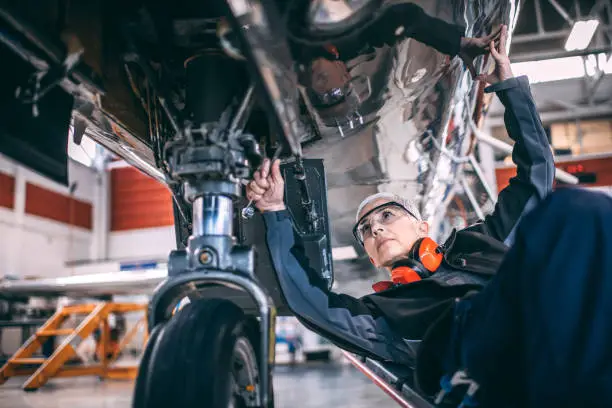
top-left (184, 50), bottom-right (249, 124)
top-left (149, 42), bottom-right (273, 407)
top-left (163, 48), bottom-right (259, 272)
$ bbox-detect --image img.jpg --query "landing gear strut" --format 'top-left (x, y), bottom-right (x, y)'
top-left (132, 49), bottom-right (275, 408)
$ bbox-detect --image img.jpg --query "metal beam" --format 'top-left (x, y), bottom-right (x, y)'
top-left (587, 70), bottom-right (607, 104)
top-left (549, 98), bottom-right (581, 111)
top-left (468, 155), bottom-right (498, 205)
top-left (535, 0), bottom-right (545, 33)
top-left (486, 104), bottom-right (612, 126)
top-left (512, 25), bottom-right (612, 43)
top-left (473, 129), bottom-right (580, 185)
top-left (589, 0), bottom-right (608, 16)
top-left (548, 0), bottom-right (575, 25)
top-left (574, 0), bottom-right (582, 19)
top-left (510, 45), bottom-right (612, 63)
top-left (460, 176), bottom-right (486, 220)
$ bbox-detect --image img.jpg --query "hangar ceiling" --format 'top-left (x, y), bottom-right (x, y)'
top-left (487, 0), bottom-right (612, 125)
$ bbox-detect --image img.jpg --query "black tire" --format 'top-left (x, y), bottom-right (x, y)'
top-left (132, 299), bottom-right (273, 408)
top-left (132, 323), bottom-right (165, 408)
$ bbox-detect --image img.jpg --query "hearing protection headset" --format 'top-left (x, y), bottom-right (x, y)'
top-left (391, 237), bottom-right (444, 284)
top-left (372, 237), bottom-right (444, 292)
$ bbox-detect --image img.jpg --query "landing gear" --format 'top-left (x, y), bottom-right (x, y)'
top-left (131, 45), bottom-right (276, 407)
top-left (133, 299), bottom-right (271, 408)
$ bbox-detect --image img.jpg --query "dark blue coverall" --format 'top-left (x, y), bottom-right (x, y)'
top-left (451, 187), bottom-right (612, 407)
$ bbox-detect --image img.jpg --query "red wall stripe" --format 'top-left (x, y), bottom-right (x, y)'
top-left (25, 183), bottom-right (93, 230)
top-left (496, 156), bottom-right (612, 192)
top-left (0, 172), bottom-right (15, 209)
top-left (110, 167), bottom-right (174, 231)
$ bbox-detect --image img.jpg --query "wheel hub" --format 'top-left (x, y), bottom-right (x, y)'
top-left (230, 337), bottom-right (259, 407)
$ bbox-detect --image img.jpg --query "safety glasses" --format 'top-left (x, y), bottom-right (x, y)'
top-left (352, 201), bottom-right (418, 245)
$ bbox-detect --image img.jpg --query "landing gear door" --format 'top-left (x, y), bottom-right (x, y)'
top-left (281, 158), bottom-right (334, 290)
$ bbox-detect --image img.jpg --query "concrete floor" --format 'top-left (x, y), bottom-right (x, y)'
top-left (0, 363), bottom-right (397, 408)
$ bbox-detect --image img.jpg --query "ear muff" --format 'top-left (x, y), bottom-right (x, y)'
top-left (391, 259), bottom-right (428, 285)
top-left (417, 237), bottom-right (444, 272)
top-left (391, 238), bottom-right (444, 285)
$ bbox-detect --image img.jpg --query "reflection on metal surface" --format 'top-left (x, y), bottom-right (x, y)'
top-left (297, 0), bottom-right (520, 247)
top-left (468, 154), bottom-right (498, 205)
top-left (75, 107), bottom-right (166, 184)
top-left (307, 0), bottom-right (379, 32)
top-left (342, 351), bottom-right (426, 408)
top-left (225, 0), bottom-right (304, 156)
top-left (192, 195), bottom-right (234, 237)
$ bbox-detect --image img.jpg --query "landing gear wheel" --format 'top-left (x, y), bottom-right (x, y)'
top-left (132, 324), bottom-right (165, 408)
top-left (132, 299), bottom-right (272, 408)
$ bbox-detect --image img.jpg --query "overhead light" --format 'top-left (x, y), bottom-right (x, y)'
top-left (511, 56), bottom-right (586, 83)
top-left (564, 19), bottom-right (600, 51)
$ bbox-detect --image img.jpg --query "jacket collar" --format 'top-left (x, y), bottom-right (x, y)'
top-left (372, 281), bottom-right (394, 293)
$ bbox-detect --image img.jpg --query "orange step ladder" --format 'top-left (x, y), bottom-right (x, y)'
top-left (0, 302), bottom-right (147, 391)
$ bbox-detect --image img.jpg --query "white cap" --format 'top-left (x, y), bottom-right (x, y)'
top-left (355, 192), bottom-right (422, 222)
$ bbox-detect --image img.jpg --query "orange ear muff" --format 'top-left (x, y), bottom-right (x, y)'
top-left (391, 265), bottom-right (423, 285)
top-left (388, 238), bottom-right (445, 288)
top-left (390, 238), bottom-right (444, 286)
top-left (418, 237), bottom-right (444, 272)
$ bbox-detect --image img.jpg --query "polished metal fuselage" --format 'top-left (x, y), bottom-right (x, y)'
top-left (0, 0), bottom-right (520, 296)
top-left (77, 0), bottom-right (519, 250)
top-left (300, 0), bottom-right (519, 253)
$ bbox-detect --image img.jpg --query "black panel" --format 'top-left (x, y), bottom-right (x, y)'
top-left (0, 44), bottom-right (73, 185)
top-left (281, 158), bottom-right (334, 289)
top-left (239, 158), bottom-right (334, 315)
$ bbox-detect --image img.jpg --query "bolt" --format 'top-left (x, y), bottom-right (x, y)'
top-left (199, 250), bottom-right (213, 265)
top-left (241, 205), bottom-right (256, 219)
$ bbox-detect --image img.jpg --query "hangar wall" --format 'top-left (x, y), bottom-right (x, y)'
top-left (0, 154), bottom-right (182, 279)
top-left (0, 154), bottom-right (101, 278)
top-left (107, 165), bottom-right (176, 262)
top-left (492, 118), bottom-right (612, 194)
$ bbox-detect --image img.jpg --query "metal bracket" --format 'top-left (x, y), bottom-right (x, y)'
top-left (547, 0), bottom-right (574, 26)
top-left (460, 175), bottom-right (485, 220)
top-left (224, 0), bottom-right (305, 156)
top-left (468, 155), bottom-right (498, 205)
top-left (15, 49), bottom-right (83, 117)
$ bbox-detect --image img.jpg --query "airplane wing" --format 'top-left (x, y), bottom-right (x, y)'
top-left (0, 270), bottom-right (167, 299)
